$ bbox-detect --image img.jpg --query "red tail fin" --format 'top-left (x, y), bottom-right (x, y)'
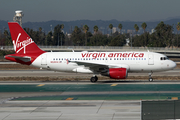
top-left (8, 22), bottom-right (44, 54)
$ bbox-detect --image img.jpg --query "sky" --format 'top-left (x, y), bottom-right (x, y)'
top-left (1, 0), bottom-right (180, 23)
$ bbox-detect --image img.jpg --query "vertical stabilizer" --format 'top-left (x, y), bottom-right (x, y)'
top-left (8, 22), bottom-right (44, 54)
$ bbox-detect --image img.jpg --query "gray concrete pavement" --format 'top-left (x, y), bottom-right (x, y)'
top-left (0, 100), bottom-right (141, 120)
top-left (0, 81), bottom-right (142, 120)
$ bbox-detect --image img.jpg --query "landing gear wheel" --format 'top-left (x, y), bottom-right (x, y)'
top-left (90, 76), bottom-right (98, 83)
top-left (149, 78), bottom-right (153, 82)
top-left (148, 71), bottom-right (153, 82)
top-left (95, 76), bottom-right (98, 81)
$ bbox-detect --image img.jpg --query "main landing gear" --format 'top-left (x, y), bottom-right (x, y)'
top-left (90, 75), bottom-right (98, 83)
top-left (149, 72), bottom-right (153, 82)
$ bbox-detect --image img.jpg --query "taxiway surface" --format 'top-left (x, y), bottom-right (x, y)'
top-left (1, 82), bottom-right (180, 120)
top-left (0, 67), bottom-right (180, 120)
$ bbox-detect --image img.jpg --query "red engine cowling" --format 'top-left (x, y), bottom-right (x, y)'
top-left (101, 68), bottom-right (127, 79)
top-left (109, 68), bottom-right (127, 79)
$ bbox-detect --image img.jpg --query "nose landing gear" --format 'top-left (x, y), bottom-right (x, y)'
top-left (149, 72), bottom-right (153, 82)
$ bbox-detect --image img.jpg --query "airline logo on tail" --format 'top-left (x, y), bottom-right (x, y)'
top-left (13, 33), bottom-right (34, 54)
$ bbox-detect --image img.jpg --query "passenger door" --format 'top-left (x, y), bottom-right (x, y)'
top-left (148, 54), bottom-right (154, 65)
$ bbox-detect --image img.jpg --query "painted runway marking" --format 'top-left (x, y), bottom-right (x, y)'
top-left (37, 84), bottom-right (45, 87)
top-left (111, 84), bottom-right (117, 86)
top-left (171, 97), bottom-right (178, 100)
top-left (66, 98), bottom-right (74, 100)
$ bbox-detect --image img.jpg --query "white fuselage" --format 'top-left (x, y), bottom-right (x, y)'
top-left (31, 51), bottom-right (176, 74)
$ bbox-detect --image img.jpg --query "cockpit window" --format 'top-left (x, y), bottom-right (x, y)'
top-left (160, 57), bottom-right (169, 60)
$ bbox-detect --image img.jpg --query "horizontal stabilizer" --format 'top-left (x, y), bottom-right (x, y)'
top-left (5, 55), bottom-right (31, 62)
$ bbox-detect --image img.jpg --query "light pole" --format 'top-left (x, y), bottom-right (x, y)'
top-left (58, 33), bottom-right (59, 46)
top-left (61, 33), bottom-right (62, 47)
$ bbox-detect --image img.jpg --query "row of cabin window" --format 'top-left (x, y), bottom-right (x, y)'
top-left (53, 58), bottom-right (146, 61)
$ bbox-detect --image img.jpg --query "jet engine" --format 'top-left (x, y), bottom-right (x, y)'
top-left (101, 68), bottom-right (128, 79)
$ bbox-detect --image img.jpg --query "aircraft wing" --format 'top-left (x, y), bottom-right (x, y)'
top-left (71, 61), bottom-right (129, 73)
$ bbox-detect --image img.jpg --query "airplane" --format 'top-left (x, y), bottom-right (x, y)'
top-left (5, 22), bottom-right (176, 82)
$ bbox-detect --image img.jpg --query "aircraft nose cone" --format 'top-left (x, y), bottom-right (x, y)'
top-left (171, 61), bottom-right (176, 69)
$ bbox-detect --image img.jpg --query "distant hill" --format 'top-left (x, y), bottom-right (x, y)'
top-left (0, 19), bottom-right (180, 34)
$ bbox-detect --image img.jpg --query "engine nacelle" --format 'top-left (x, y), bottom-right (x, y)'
top-left (101, 68), bottom-right (128, 79)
